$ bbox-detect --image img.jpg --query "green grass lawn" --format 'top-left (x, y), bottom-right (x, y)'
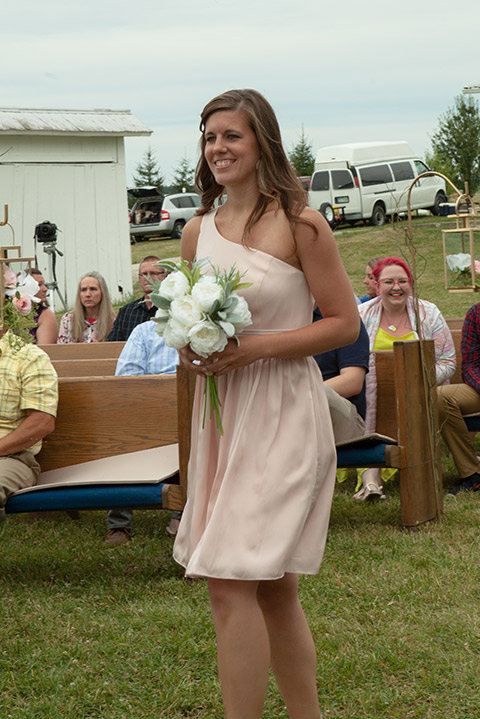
top-left (334, 215), bottom-right (478, 318)
top-left (2, 460), bottom-right (480, 718)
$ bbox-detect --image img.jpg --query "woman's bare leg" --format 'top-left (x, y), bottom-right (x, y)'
top-left (208, 578), bottom-right (270, 719)
top-left (257, 574), bottom-right (321, 719)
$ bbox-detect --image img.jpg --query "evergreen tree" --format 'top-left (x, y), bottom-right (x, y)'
top-left (288, 127), bottom-right (315, 177)
top-left (429, 94), bottom-right (480, 194)
top-left (170, 155), bottom-right (195, 193)
top-left (132, 146), bottom-right (165, 190)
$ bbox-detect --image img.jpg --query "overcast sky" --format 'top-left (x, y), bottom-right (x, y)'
top-left (2, 0), bottom-right (479, 185)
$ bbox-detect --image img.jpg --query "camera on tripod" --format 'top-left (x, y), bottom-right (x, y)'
top-left (34, 221), bottom-right (58, 243)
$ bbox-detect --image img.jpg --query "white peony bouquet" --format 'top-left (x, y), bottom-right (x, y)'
top-left (149, 257), bottom-right (252, 433)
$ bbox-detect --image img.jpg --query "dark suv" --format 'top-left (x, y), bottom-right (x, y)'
top-left (128, 187), bottom-right (201, 242)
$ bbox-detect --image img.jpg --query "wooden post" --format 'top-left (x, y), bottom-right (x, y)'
top-left (162, 366), bottom-right (196, 511)
top-left (394, 340), bottom-right (443, 527)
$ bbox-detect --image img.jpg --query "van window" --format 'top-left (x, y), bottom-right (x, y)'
top-left (390, 161), bottom-right (415, 182)
top-left (311, 171), bottom-right (329, 192)
top-left (332, 170), bottom-right (354, 190)
top-left (359, 164), bottom-right (393, 186)
top-left (414, 160), bottom-right (429, 176)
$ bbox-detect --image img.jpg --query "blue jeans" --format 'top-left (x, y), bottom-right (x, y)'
top-left (107, 509), bottom-right (182, 529)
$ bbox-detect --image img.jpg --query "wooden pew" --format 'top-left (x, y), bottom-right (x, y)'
top-left (336, 340), bottom-right (443, 528)
top-left (446, 318), bottom-right (464, 331)
top-left (52, 358), bottom-right (118, 378)
top-left (6, 373), bottom-right (188, 515)
top-left (7, 344), bottom-right (441, 528)
top-left (39, 342), bottom-right (125, 360)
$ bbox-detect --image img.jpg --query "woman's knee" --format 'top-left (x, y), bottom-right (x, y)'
top-left (208, 578), bottom-right (259, 621)
top-left (256, 573), bottom-right (299, 613)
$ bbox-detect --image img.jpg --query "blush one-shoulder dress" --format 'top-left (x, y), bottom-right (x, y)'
top-left (173, 210), bottom-right (337, 580)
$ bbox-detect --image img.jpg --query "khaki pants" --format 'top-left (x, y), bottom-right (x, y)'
top-left (324, 384), bottom-right (365, 443)
top-left (0, 451), bottom-right (41, 521)
top-left (437, 384), bottom-right (480, 478)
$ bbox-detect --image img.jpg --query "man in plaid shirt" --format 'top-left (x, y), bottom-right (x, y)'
top-left (437, 302), bottom-right (480, 496)
top-left (0, 321), bottom-right (57, 521)
top-left (107, 255), bottom-right (165, 341)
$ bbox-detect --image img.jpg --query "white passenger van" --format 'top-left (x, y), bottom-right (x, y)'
top-left (308, 141), bottom-right (447, 227)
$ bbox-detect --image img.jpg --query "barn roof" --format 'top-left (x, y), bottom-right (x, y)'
top-left (0, 108), bottom-right (152, 136)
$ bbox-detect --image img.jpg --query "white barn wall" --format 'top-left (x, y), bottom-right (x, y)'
top-left (0, 135), bottom-right (132, 310)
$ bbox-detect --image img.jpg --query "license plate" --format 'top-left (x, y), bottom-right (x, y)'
top-left (335, 196), bottom-right (349, 204)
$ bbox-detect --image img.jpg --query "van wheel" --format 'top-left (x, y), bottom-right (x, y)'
top-left (430, 192), bottom-right (448, 216)
top-left (171, 221), bottom-right (185, 239)
top-left (319, 203), bottom-right (335, 228)
top-left (370, 204), bottom-right (386, 226)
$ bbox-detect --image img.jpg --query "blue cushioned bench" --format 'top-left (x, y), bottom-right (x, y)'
top-left (6, 372), bottom-right (191, 517)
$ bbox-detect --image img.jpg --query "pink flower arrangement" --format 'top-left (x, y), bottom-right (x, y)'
top-left (12, 293), bottom-right (33, 316)
top-left (475, 260), bottom-right (480, 275)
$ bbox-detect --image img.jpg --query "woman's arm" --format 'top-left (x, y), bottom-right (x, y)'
top-left (428, 304), bottom-right (456, 385)
top-left (36, 308), bottom-right (58, 344)
top-left (180, 216), bottom-right (202, 264)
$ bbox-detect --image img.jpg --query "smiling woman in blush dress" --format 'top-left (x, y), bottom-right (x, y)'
top-left (172, 89), bottom-right (360, 719)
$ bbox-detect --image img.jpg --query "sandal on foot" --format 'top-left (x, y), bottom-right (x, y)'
top-left (363, 482), bottom-right (385, 501)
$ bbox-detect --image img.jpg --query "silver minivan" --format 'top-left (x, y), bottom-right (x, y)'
top-left (128, 187), bottom-right (201, 242)
top-left (308, 142), bottom-right (448, 228)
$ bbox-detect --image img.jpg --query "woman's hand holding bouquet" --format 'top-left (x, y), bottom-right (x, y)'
top-left (149, 257), bottom-right (252, 434)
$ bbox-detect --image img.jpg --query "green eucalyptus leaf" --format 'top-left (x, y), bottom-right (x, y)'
top-left (218, 320), bottom-right (236, 337)
top-left (149, 293), bottom-right (171, 310)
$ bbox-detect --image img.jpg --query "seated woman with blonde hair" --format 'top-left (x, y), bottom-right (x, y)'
top-left (58, 271), bottom-right (115, 343)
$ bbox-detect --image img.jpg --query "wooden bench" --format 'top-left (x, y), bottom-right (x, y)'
top-left (5, 372), bottom-right (190, 515)
top-left (336, 340), bottom-right (443, 528)
top-left (446, 318), bottom-right (464, 331)
top-left (52, 358), bottom-right (118, 378)
top-left (39, 342), bottom-right (125, 360)
top-left (7, 343), bottom-right (441, 529)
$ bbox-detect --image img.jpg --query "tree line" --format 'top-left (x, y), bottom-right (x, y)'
top-left (133, 94), bottom-right (480, 196)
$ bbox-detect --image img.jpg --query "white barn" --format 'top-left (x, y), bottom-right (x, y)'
top-left (0, 107), bottom-right (152, 309)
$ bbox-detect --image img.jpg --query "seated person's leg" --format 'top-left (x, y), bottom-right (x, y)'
top-left (105, 509), bottom-right (133, 546)
top-left (437, 384), bottom-right (480, 494)
top-left (0, 451), bottom-right (40, 521)
top-left (323, 384), bottom-right (365, 443)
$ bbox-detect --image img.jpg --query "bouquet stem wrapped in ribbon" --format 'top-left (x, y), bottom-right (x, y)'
top-left (149, 257), bottom-right (252, 434)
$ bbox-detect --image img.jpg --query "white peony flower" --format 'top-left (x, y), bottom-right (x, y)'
top-left (191, 275), bottom-right (224, 313)
top-left (163, 318), bottom-right (190, 349)
top-left (158, 271), bottom-right (190, 301)
top-left (170, 295), bottom-right (204, 328)
top-left (446, 253), bottom-right (471, 272)
top-left (154, 306), bottom-right (170, 321)
top-left (188, 320), bottom-right (228, 358)
top-left (228, 295), bottom-right (252, 332)
top-left (152, 307), bottom-right (170, 335)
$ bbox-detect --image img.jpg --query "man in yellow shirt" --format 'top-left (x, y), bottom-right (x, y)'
top-left (0, 290), bottom-right (58, 521)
